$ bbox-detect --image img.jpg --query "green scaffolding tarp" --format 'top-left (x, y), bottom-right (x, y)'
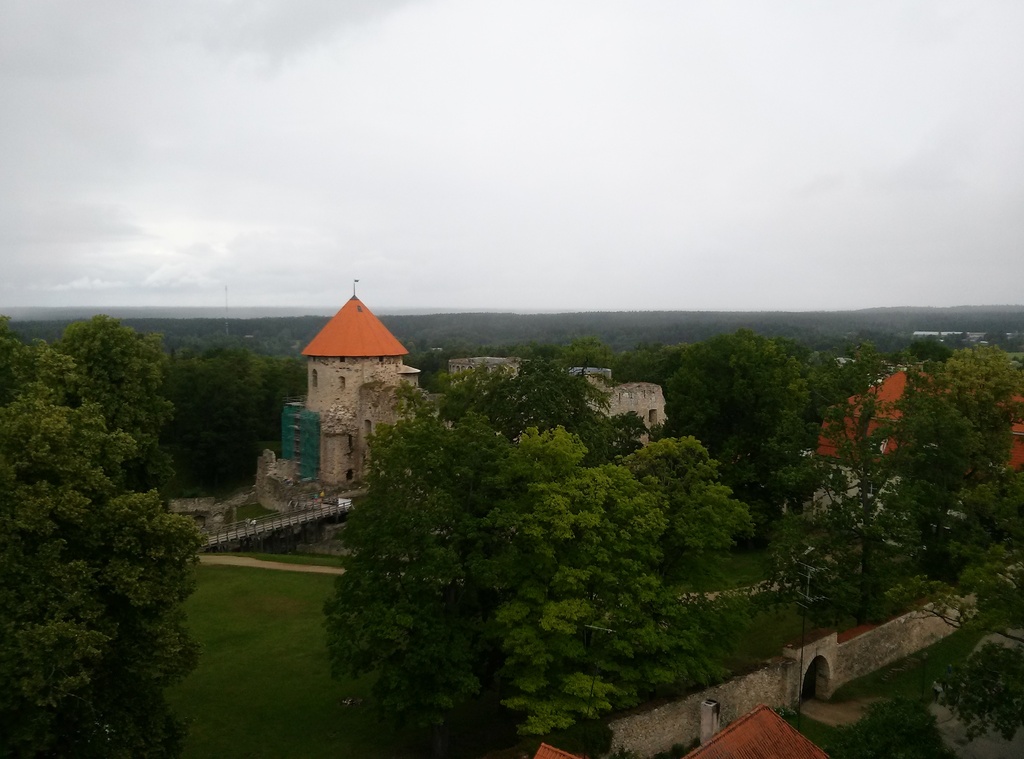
top-left (280, 405), bottom-right (320, 480)
top-left (297, 408), bottom-right (320, 480)
top-left (281, 405), bottom-right (300, 460)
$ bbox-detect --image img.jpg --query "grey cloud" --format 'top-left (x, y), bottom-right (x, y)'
top-left (198, 0), bottom-right (419, 66)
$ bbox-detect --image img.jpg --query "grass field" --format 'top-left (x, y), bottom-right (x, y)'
top-left (784, 713), bottom-right (839, 749)
top-left (169, 566), bottom-right (524, 759)
top-left (173, 554), bottom-right (974, 757)
top-left (168, 566), bottom-right (422, 758)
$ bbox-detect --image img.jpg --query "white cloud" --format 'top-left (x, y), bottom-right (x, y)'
top-left (1, 0), bottom-right (1023, 312)
top-left (40, 277), bottom-right (127, 292)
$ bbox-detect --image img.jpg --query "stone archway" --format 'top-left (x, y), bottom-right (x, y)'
top-left (802, 655), bottom-right (832, 700)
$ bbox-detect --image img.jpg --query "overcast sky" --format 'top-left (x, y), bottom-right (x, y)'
top-left (2, 1), bottom-right (1022, 313)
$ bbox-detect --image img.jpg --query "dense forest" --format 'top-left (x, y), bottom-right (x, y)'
top-left (9, 305), bottom-right (1024, 358)
top-left (6, 307), bottom-right (1024, 498)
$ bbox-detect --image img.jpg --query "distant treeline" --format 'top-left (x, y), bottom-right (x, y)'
top-left (8, 306), bottom-right (1024, 357)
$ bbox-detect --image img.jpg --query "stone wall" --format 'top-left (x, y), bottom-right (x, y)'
top-left (168, 496), bottom-right (228, 530)
top-left (608, 659), bottom-right (796, 757)
top-left (448, 356), bottom-right (521, 374)
top-left (832, 608), bottom-right (959, 686)
top-left (608, 605), bottom-right (959, 757)
top-left (303, 356), bottom-right (417, 485)
top-left (605, 382), bottom-right (667, 429)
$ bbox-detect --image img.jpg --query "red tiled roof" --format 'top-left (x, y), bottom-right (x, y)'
top-left (302, 297), bottom-right (408, 358)
top-left (683, 704), bottom-right (828, 759)
top-left (816, 372), bottom-right (906, 459)
top-left (1011, 433), bottom-right (1024, 470)
top-left (817, 372), bottom-right (1024, 472)
top-left (533, 743), bottom-right (584, 759)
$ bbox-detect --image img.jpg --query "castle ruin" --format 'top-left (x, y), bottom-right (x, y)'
top-left (276, 295), bottom-right (419, 489)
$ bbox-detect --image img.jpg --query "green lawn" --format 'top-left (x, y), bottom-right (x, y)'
top-left (168, 566), bottom-right (421, 758)
top-left (679, 549), bottom-right (768, 593)
top-left (725, 603), bottom-right (805, 673)
top-left (169, 565), bottom-right (521, 759)
top-left (171, 559), bottom-right (976, 757)
top-left (784, 713), bottom-right (840, 749)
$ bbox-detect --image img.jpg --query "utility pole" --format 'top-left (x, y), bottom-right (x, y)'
top-left (795, 561), bottom-right (823, 731)
top-left (582, 624), bottom-right (615, 759)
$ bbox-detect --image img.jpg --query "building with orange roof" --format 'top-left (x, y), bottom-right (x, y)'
top-left (280, 294), bottom-right (420, 485)
top-left (816, 371), bottom-right (906, 460)
top-left (683, 704), bottom-right (828, 759)
top-left (532, 743), bottom-right (584, 759)
top-left (817, 369), bottom-right (1024, 471)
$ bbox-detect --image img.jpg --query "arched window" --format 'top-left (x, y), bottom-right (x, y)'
top-left (311, 369), bottom-right (318, 388)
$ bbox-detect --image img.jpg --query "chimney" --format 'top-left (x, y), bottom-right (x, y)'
top-left (700, 699), bottom-right (721, 744)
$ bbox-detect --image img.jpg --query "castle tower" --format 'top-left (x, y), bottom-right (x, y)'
top-left (284, 296), bottom-right (419, 485)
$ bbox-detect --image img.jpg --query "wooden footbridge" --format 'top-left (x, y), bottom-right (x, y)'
top-left (203, 498), bottom-right (353, 551)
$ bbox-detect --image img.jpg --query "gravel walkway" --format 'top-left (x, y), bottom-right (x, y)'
top-left (198, 554), bottom-right (345, 575)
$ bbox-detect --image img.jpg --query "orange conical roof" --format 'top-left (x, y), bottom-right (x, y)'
top-left (302, 297), bottom-right (408, 357)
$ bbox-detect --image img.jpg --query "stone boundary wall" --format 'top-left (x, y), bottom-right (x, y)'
top-left (608, 605), bottom-right (958, 757)
top-left (608, 658), bottom-right (796, 758)
top-left (832, 608), bottom-right (958, 687)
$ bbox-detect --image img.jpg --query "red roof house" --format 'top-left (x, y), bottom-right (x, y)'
top-left (533, 743), bottom-right (584, 759)
top-left (817, 371), bottom-right (1024, 471)
top-left (682, 704), bottom-right (828, 759)
top-left (816, 371), bottom-right (906, 459)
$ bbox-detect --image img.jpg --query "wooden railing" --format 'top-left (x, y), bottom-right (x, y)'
top-left (204, 499), bottom-right (352, 549)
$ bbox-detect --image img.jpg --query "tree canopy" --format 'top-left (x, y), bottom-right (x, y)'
top-left (324, 401), bottom-right (751, 755)
top-left (826, 698), bottom-right (956, 759)
top-left (772, 345), bottom-right (1024, 629)
top-left (664, 329), bottom-right (814, 537)
top-left (0, 320), bottom-right (201, 757)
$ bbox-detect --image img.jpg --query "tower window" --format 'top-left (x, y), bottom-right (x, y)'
top-left (311, 369), bottom-right (318, 388)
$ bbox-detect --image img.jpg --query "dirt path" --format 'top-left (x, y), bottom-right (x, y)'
top-left (799, 696), bottom-right (882, 726)
top-left (198, 554), bottom-right (345, 575)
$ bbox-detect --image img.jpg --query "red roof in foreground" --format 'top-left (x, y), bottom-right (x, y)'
top-left (533, 743), bottom-right (584, 759)
top-left (302, 297), bottom-right (408, 358)
top-left (683, 704), bottom-right (828, 759)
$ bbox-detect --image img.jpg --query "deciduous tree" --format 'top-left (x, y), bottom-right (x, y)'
top-left (323, 410), bottom-right (511, 758)
top-left (491, 431), bottom-right (749, 734)
top-left (55, 315), bottom-right (174, 491)
top-left (0, 338), bottom-right (201, 758)
top-left (826, 698), bottom-right (956, 759)
top-left (665, 330), bottom-right (814, 536)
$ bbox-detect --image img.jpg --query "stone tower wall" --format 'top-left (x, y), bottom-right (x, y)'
top-left (305, 356), bottom-right (404, 413)
top-left (306, 356), bottom-right (411, 485)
